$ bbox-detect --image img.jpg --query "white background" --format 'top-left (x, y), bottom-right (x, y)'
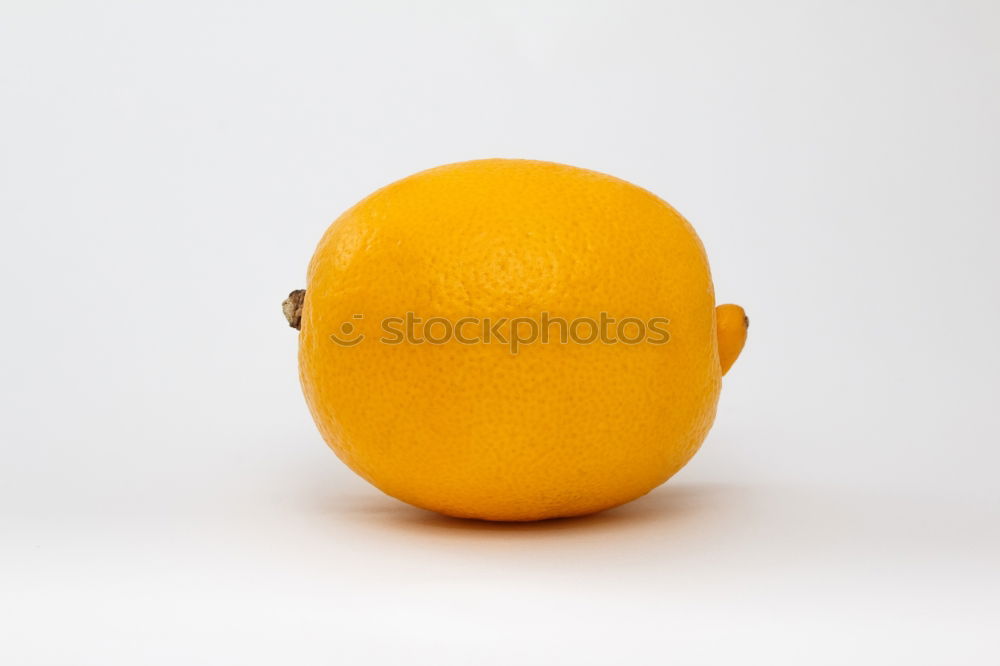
top-left (2, 1), bottom-right (998, 663)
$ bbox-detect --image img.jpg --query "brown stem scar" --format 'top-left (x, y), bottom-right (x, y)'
top-left (282, 289), bottom-right (306, 330)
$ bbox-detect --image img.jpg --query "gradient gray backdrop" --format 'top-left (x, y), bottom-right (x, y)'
top-left (2, 1), bottom-right (998, 663)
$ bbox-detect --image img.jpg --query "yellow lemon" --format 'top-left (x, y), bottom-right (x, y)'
top-left (285, 159), bottom-right (747, 521)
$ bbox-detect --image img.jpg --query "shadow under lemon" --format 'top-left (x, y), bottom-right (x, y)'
top-left (319, 481), bottom-right (752, 537)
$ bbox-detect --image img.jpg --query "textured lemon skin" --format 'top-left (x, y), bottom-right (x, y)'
top-left (299, 159), bottom-right (721, 521)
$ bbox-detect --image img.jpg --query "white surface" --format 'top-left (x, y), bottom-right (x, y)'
top-left (2, 1), bottom-right (998, 663)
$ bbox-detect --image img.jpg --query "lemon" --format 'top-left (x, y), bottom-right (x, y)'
top-left (286, 159), bottom-right (747, 521)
